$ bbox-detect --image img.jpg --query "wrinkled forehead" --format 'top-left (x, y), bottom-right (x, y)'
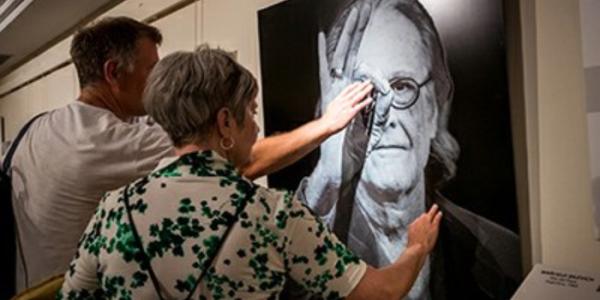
top-left (356, 5), bottom-right (431, 80)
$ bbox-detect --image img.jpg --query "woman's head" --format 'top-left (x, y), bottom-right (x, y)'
top-left (144, 45), bottom-right (259, 167)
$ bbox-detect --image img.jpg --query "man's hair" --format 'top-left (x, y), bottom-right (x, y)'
top-left (70, 16), bottom-right (162, 88)
top-left (324, 0), bottom-right (459, 186)
top-left (143, 45), bottom-right (258, 147)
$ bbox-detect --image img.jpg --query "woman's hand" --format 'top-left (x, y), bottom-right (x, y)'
top-left (407, 204), bottom-right (443, 254)
top-left (319, 82), bottom-right (373, 135)
top-left (347, 205), bottom-right (443, 300)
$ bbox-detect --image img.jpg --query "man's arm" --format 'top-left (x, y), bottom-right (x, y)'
top-left (241, 81), bottom-right (372, 180)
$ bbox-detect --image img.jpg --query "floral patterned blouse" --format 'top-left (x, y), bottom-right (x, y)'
top-left (58, 150), bottom-right (366, 300)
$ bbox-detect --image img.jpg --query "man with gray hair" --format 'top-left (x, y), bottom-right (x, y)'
top-left (298, 0), bottom-right (521, 299)
top-left (7, 16), bottom-right (371, 293)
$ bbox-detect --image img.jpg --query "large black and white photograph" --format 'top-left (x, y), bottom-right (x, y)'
top-left (259, 0), bottom-right (522, 298)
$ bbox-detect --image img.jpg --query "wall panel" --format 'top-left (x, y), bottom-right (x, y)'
top-left (154, 2), bottom-right (197, 57)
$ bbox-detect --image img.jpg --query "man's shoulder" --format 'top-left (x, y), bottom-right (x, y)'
top-left (431, 193), bottom-right (522, 297)
top-left (46, 102), bottom-right (169, 144)
top-left (14, 102), bottom-right (171, 167)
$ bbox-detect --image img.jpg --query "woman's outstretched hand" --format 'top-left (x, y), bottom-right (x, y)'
top-left (407, 204), bottom-right (443, 254)
top-left (319, 81), bottom-right (373, 135)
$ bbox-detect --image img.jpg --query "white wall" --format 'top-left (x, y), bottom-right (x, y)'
top-left (1, 0), bottom-right (599, 276)
top-left (526, 0), bottom-right (600, 272)
top-left (580, 0), bottom-right (600, 239)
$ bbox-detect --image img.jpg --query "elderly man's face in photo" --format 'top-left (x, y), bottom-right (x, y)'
top-left (356, 6), bottom-right (438, 197)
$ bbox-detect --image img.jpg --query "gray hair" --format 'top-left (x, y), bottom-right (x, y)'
top-left (70, 16), bottom-right (162, 88)
top-left (143, 45), bottom-right (258, 147)
top-left (324, 0), bottom-right (459, 185)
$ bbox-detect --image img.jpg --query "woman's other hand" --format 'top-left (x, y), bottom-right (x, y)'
top-left (407, 204), bottom-right (443, 255)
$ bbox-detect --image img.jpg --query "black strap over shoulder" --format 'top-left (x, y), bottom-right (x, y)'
top-left (122, 180), bottom-right (255, 300)
top-left (0, 112), bottom-right (46, 299)
top-left (2, 112), bottom-right (47, 173)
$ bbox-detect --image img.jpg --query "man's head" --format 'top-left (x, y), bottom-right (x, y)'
top-left (70, 17), bottom-right (162, 116)
top-left (325, 0), bottom-right (459, 196)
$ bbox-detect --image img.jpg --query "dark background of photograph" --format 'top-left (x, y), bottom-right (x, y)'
top-left (258, 0), bottom-right (519, 233)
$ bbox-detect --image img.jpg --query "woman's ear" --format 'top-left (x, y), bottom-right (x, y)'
top-left (216, 107), bottom-right (233, 137)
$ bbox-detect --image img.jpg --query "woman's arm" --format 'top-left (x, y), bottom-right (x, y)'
top-left (347, 205), bottom-right (442, 300)
top-left (58, 203), bottom-right (106, 298)
top-left (282, 185), bottom-right (441, 300)
top-left (346, 245), bottom-right (427, 300)
top-left (241, 82), bottom-right (372, 180)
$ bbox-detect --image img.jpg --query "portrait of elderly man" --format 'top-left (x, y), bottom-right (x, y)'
top-left (259, 0), bottom-right (522, 299)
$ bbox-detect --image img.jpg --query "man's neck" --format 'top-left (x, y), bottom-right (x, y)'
top-left (77, 84), bottom-right (127, 121)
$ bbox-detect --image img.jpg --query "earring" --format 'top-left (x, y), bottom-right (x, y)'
top-left (220, 136), bottom-right (235, 150)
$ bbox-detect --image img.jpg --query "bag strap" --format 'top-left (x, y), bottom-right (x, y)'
top-left (2, 112), bottom-right (47, 174)
top-left (123, 181), bottom-right (255, 299)
top-left (1, 112), bottom-right (46, 295)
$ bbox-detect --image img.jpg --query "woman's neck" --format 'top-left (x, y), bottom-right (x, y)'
top-left (174, 144), bottom-right (207, 156)
top-left (175, 141), bottom-right (228, 160)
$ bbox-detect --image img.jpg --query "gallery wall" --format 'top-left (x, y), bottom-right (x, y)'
top-left (580, 0), bottom-right (600, 239)
top-left (0, 0), bottom-right (598, 275)
top-left (526, 0), bottom-right (600, 272)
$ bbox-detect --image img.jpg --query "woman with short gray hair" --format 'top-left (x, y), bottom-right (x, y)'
top-left (59, 45), bottom-right (441, 299)
top-left (144, 46), bottom-right (258, 151)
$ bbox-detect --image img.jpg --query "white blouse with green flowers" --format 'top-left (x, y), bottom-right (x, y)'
top-left (58, 150), bottom-right (366, 300)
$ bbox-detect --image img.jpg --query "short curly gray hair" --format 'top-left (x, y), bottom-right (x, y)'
top-left (143, 45), bottom-right (258, 147)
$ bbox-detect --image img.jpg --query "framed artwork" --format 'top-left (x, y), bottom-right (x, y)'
top-left (259, 0), bottom-right (522, 298)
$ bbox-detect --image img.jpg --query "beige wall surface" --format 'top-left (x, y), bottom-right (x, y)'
top-left (580, 0), bottom-right (600, 240)
top-left (1, 0), bottom-right (599, 277)
top-left (580, 0), bottom-right (600, 68)
top-left (532, 0), bottom-right (600, 272)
